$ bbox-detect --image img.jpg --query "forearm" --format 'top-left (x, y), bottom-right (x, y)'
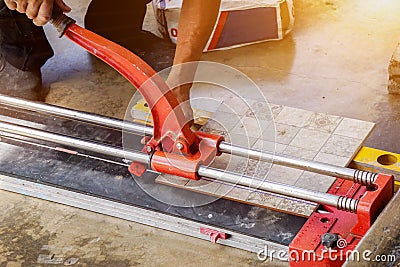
top-left (169, 0), bottom-right (221, 91)
top-left (173, 0), bottom-right (221, 65)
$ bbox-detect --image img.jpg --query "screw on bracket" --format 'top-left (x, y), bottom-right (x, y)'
top-left (146, 146), bottom-right (153, 153)
top-left (176, 142), bottom-right (184, 150)
top-left (321, 233), bottom-right (339, 249)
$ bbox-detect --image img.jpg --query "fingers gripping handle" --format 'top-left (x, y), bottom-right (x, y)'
top-left (50, 5), bottom-right (75, 37)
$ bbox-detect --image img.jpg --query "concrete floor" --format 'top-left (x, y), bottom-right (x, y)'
top-left (1, 0), bottom-right (400, 266)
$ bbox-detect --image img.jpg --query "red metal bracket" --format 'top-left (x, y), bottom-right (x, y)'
top-left (200, 227), bottom-right (228, 243)
top-left (151, 132), bottom-right (224, 180)
top-left (57, 22), bottom-right (224, 179)
top-left (289, 173), bottom-right (394, 266)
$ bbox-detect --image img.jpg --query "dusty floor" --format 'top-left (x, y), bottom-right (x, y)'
top-left (1, 0), bottom-right (400, 266)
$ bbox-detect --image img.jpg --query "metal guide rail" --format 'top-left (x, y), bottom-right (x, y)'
top-left (0, 96), bottom-right (395, 266)
top-left (0, 104), bottom-right (304, 259)
top-left (0, 8), bottom-right (395, 266)
top-left (0, 95), bottom-right (380, 212)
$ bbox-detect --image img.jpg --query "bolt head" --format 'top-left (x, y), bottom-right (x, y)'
top-left (321, 233), bottom-right (339, 249)
top-left (176, 142), bottom-right (184, 150)
top-left (146, 146), bottom-right (153, 153)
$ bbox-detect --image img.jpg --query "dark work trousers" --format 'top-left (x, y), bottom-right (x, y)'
top-left (0, 0), bottom-right (150, 71)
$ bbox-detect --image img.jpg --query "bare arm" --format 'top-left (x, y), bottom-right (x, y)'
top-left (168, 0), bottom-right (221, 121)
top-left (173, 0), bottom-right (221, 65)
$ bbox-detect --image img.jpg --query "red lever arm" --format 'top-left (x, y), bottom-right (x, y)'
top-left (51, 13), bottom-right (196, 153)
top-left (50, 12), bottom-right (224, 179)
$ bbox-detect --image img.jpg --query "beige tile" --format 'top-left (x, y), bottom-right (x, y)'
top-left (320, 134), bottom-right (363, 158)
top-left (252, 139), bottom-right (287, 154)
top-left (210, 154), bottom-right (245, 172)
top-left (200, 120), bottom-right (228, 137)
top-left (246, 190), bottom-right (284, 209)
top-left (253, 161), bottom-right (273, 180)
top-left (245, 101), bottom-right (274, 121)
top-left (276, 198), bottom-right (316, 217)
top-left (232, 159), bottom-right (272, 180)
top-left (269, 104), bottom-right (284, 119)
top-left (217, 96), bottom-right (256, 116)
top-left (215, 184), bottom-right (250, 201)
top-left (156, 174), bottom-right (189, 186)
top-left (261, 121), bottom-right (276, 141)
top-left (283, 146), bottom-right (318, 160)
top-left (266, 165), bottom-right (303, 185)
top-left (275, 107), bottom-right (314, 127)
top-left (224, 133), bottom-right (257, 147)
top-left (334, 118), bottom-right (375, 139)
top-left (274, 123), bottom-right (301, 145)
top-left (190, 96), bottom-right (222, 113)
top-left (231, 117), bottom-right (273, 138)
top-left (214, 182), bottom-right (237, 197)
top-left (305, 112), bottom-right (342, 133)
top-left (289, 128), bottom-right (331, 151)
top-left (295, 172), bottom-right (336, 192)
top-left (208, 111), bottom-right (241, 132)
top-left (314, 152), bottom-right (351, 167)
top-left (185, 179), bottom-right (222, 195)
top-left (232, 159), bottom-right (257, 177)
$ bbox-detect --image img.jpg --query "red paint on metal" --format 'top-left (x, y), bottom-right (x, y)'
top-left (200, 228), bottom-right (228, 243)
top-left (61, 23), bottom-right (224, 179)
top-left (289, 174), bottom-right (394, 266)
top-left (151, 132), bottom-right (224, 180)
top-left (64, 23), bottom-right (196, 153)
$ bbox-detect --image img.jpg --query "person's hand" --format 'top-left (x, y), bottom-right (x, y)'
top-left (172, 84), bottom-right (194, 125)
top-left (166, 65), bottom-right (195, 126)
top-left (4, 0), bottom-right (71, 26)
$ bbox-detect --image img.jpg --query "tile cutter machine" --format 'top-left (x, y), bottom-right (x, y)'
top-left (0, 9), bottom-right (395, 266)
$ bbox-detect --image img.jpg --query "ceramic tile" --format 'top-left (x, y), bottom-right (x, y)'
top-left (246, 190), bottom-right (284, 209)
top-left (261, 121), bottom-right (276, 141)
top-left (265, 165), bottom-right (303, 185)
top-left (252, 139), bottom-right (287, 154)
top-left (320, 135), bottom-right (362, 158)
top-left (215, 184), bottom-right (251, 201)
top-left (208, 111), bottom-right (241, 132)
top-left (231, 159), bottom-right (272, 180)
top-left (295, 172), bottom-right (336, 192)
top-left (253, 161), bottom-right (273, 180)
top-left (269, 104), bottom-right (284, 119)
top-left (156, 174), bottom-right (189, 186)
top-left (245, 101), bottom-right (274, 121)
top-left (334, 118), bottom-right (375, 139)
top-left (185, 179), bottom-right (222, 195)
top-left (314, 152), bottom-right (351, 167)
top-left (231, 117), bottom-right (273, 139)
top-left (210, 154), bottom-right (244, 173)
top-left (283, 146), bottom-right (318, 160)
top-left (214, 182), bottom-right (237, 197)
top-left (225, 133), bottom-right (257, 147)
top-left (274, 123), bottom-right (301, 145)
top-left (276, 198), bottom-right (316, 217)
top-left (200, 120), bottom-right (228, 137)
top-left (305, 112), bottom-right (342, 133)
top-left (190, 94), bottom-right (223, 113)
top-left (217, 95), bottom-right (256, 116)
top-left (275, 107), bottom-right (314, 127)
top-left (289, 129), bottom-right (331, 151)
